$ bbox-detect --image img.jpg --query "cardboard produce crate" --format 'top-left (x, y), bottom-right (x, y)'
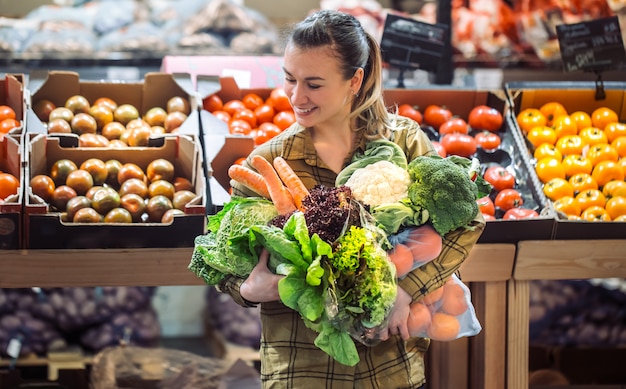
top-left (383, 87), bottom-right (556, 243)
top-left (0, 73), bottom-right (26, 137)
top-left (506, 81), bottom-right (626, 240)
top-left (24, 134), bottom-right (207, 249)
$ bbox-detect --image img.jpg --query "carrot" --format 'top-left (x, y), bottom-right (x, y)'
top-left (228, 164), bottom-right (271, 199)
top-left (250, 155), bottom-right (297, 215)
top-left (272, 156), bottom-right (309, 210)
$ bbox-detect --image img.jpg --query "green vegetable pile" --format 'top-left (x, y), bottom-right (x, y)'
top-left (188, 187), bottom-right (397, 367)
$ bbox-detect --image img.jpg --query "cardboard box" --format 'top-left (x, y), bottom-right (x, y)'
top-left (24, 135), bottom-right (207, 249)
top-left (26, 70), bottom-right (200, 136)
top-left (506, 81), bottom-right (626, 240)
top-left (383, 87), bottom-right (557, 243)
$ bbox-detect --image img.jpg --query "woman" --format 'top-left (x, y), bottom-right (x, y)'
top-left (218, 9), bottom-right (485, 388)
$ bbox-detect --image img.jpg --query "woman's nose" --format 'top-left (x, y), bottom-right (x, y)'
top-left (289, 84), bottom-right (306, 106)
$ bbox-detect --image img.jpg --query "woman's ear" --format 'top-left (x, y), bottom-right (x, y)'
top-left (351, 67), bottom-right (364, 95)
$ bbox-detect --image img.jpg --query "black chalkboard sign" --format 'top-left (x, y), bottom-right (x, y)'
top-left (380, 13), bottom-right (449, 73)
top-left (556, 16), bottom-right (626, 72)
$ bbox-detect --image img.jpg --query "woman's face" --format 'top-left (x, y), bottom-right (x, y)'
top-left (282, 44), bottom-right (360, 129)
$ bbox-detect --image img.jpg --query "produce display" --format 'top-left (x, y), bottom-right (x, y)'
top-left (30, 156), bottom-right (197, 224)
top-left (516, 102), bottom-right (626, 221)
top-left (0, 105), bottom-right (20, 135)
top-left (32, 95), bottom-right (191, 147)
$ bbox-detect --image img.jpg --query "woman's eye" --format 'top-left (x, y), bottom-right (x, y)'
top-left (308, 84), bottom-right (321, 89)
top-left (285, 77), bottom-right (296, 84)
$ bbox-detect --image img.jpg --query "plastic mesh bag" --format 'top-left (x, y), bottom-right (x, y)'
top-left (90, 345), bottom-right (228, 389)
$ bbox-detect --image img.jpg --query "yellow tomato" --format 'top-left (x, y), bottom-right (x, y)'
top-left (568, 173), bottom-right (598, 195)
top-left (614, 214), bottom-right (626, 222)
top-left (604, 122), bottom-right (626, 143)
top-left (591, 107), bottom-right (618, 131)
top-left (569, 110), bottom-right (592, 132)
top-left (556, 135), bottom-right (585, 156)
top-left (534, 143), bottom-right (562, 161)
top-left (579, 127), bottom-right (608, 146)
top-left (581, 205), bottom-right (611, 221)
top-left (535, 157), bottom-right (566, 183)
top-left (575, 189), bottom-right (606, 212)
top-left (539, 102), bottom-right (568, 126)
top-left (611, 136), bottom-right (626, 158)
top-left (551, 115), bottom-right (578, 139)
top-left (553, 195), bottom-right (581, 217)
top-left (517, 108), bottom-right (547, 134)
top-left (562, 154), bottom-right (593, 178)
top-left (586, 143), bottom-right (619, 166)
top-left (542, 177), bottom-right (574, 201)
top-left (605, 196), bottom-right (626, 219)
top-left (527, 126), bottom-right (557, 147)
top-left (602, 180), bottom-right (626, 198)
top-left (591, 160), bottom-right (624, 188)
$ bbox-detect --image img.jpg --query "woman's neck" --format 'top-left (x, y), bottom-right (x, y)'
top-left (310, 122), bottom-right (356, 173)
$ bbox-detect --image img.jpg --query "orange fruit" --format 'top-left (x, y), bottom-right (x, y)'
top-left (579, 127), bottom-right (608, 146)
top-left (553, 195), bottom-right (581, 217)
top-left (568, 173), bottom-right (598, 195)
top-left (388, 243), bottom-right (414, 278)
top-left (586, 143), bottom-right (619, 166)
top-left (534, 143), bottom-right (562, 161)
top-left (562, 154), bottom-right (592, 178)
top-left (407, 303), bottom-right (432, 336)
top-left (569, 110), bottom-right (592, 132)
top-left (591, 107), bottom-right (618, 130)
top-left (580, 205), bottom-right (611, 221)
top-left (422, 285), bottom-right (445, 305)
top-left (427, 312), bottom-right (461, 341)
top-left (441, 281), bottom-right (468, 316)
top-left (575, 189), bottom-right (606, 211)
top-left (539, 102), bottom-right (568, 126)
top-left (604, 122), bottom-right (626, 143)
top-left (535, 157), bottom-right (566, 183)
top-left (551, 115), bottom-right (578, 139)
top-left (527, 126), bottom-right (557, 147)
top-left (605, 196), bottom-right (626, 220)
top-left (611, 136), bottom-right (626, 158)
top-left (555, 135), bottom-right (585, 156)
top-left (0, 172), bottom-right (20, 200)
top-left (602, 180), bottom-right (626, 198)
top-left (591, 160), bottom-right (624, 188)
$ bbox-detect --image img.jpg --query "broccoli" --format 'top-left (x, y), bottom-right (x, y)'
top-left (407, 155), bottom-right (480, 236)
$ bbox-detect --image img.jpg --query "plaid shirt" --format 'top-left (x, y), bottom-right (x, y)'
top-left (218, 116), bottom-right (486, 388)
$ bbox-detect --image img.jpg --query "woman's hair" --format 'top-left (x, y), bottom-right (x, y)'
top-left (286, 10), bottom-right (392, 139)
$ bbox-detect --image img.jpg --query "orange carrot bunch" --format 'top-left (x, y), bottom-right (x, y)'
top-left (228, 155), bottom-right (309, 215)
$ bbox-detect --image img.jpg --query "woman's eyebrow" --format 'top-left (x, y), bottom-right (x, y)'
top-left (283, 68), bottom-right (325, 82)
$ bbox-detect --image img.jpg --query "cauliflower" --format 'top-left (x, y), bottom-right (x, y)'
top-left (344, 160), bottom-right (411, 207)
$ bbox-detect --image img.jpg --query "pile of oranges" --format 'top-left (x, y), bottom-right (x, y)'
top-left (517, 103), bottom-right (626, 221)
top-left (203, 87), bottom-right (296, 146)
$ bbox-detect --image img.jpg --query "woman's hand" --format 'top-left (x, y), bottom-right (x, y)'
top-left (379, 285), bottom-right (412, 341)
top-left (240, 249), bottom-right (283, 303)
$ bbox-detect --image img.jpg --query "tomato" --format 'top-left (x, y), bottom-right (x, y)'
top-left (542, 177), bottom-right (574, 201)
top-left (575, 188), bottom-right (606, 211)
top-left (203, 94), bottom-right (223, 113)
top-left (273, 110), bottom-right (296, 130)
top-left (438, 117), bottom-right (468, 135)
top-left (0, 118), bottom-right (20, 134)
top-left (476, 195), bottom-right (495, 216)
top-left (482, 213), bottom-right (496, 221)
top-left (602, 180), bottom-right (626, 198)
top-left (553, 195), bottom-right (581, 217)
top-left (423, 105), bottom-right (452, 130)
top-left (533, 143), bottom-right (562, 161)
top-left (569, 110), bottom-right (592, 132)
top-left (254, 104), bottom-right (276, 124)
top-left (612, 136), bottom-right (626, 158)
top-left (0, 105), bottom-right (16, 122)
top-left (258, 122), bottom-right (282, 140)
top-left (517, 108), bottom-right (547, 134)
top-left (591, 160), bottom-right (624, 188)
top-left (222, 99), bottom-right (246, 116)
top-left (431, 141), bottom-right (447, 157)
top-left (440, 133), bottom-right (477, 158)
top-left (468, 105), bottom-right (503, 132)
top-left (228, 118), bottom-right (252, 135)
top-left (586, 143), bottom-right (619, 166)
top-left (253, 128), bottom-right (270, 146)
top-left (0, 172), bottom-right (20, 200)
top-left (535, 157), bottom-right (565, 183)
top-left (495, 189), bottom-right (524, 211)
top-left (231, 108), bottom-right (257, 128)
top-left (604, 122), bottom-right (626, 143)
top-left (580, 205), bottom-right (611, 221)
top-left (267, 87), bottom-right (292, 112)
top-left (605, 196), bottom-right (626, 219)
top-left (551, 115), bottom-right (578, 139)
top-left (398, 104), bottom-right (423, 124)
top-left (211, 110), bottom-right (231, 123)
top-left (562, 154), bottom-right (593, 178)
top-left (475, 131), bottom-right (501, 151)
top-left (555, 135), bottom-right (585, 156)
top-left (503, 207), bottom-right (539, 220)
top-left (539, 102), bottom-right (568, 126)
top-left (483, 166), bottom-right (515, 192)
top-left (527, 125), bottom-right (557, 147)
top-left (579, 127), bottom-right (607, 146)
top-left (242, 93), bottom-right (264, 111)
top-left (591, 107), bottom-right (618, 130)
top-left (568, 173), bottom-right (598, 195)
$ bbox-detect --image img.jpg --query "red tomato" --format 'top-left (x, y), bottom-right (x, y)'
top-left (273, 110), bottom-right (296, 130)
top-left (423, 105), bottom-right (452, 129)
top-left (222, 100), bottom-right (246, 116)
top-left (440, 133), bottom-right (477, 158)
top-left (482, 213), bottom-right (496, 221)
top-left (503, 207), bottom-right (539, 220)
top-left (267, 87), bottom-right (292, 112)
top-left (398, 104), bottom-right (423, 124)
top-left (494, 188), bottom-right (524, 211)
top-left (431, 141), bottom-right (447, 157)
top-left (203, 94), bottom-right (223, 112)
top-left (468, 105), bottom-right (503, 132)
top-left (242, 93), bottom-right (264, 111)
top-left (212, 110), bottom-right (231, 123)
top-left (474, 131), bottom-right (501, 151)
top-left (483, 166), bottom-right (516, 192)
top-left (254, 104), bottom-right (276, 124)
top-left (228, 119), bottom-right (252, 135)
top-left (232, 108), bottom-right (257, 128)
top-left (477, 195), bottom-right (495, 216)
top-left (258, 122), bottom-right (282, 140)
top-left (438, 118), bottom-right (469, 135)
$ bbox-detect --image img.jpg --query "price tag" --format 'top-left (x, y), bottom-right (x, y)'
top-left (380, 13), bottom-right (449, 73)
top-left (556, 16), bottom-right (626, 72)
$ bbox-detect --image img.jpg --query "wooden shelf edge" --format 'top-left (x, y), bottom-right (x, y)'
top-left (460, 243), bottom-right (516, 282)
